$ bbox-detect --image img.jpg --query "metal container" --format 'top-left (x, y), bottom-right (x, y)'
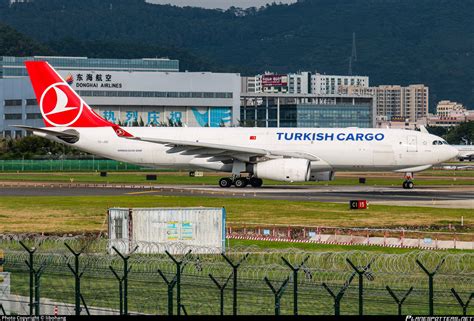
top-left (0, 272), bottom-right (10, 315)
top-left (108, 207), bottom-right (226, 254)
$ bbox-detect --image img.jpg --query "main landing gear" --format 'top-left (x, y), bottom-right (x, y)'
top-left (218, 176), bottom-right (263, 188)
top-left (402, 172), bottom-right (415, 189)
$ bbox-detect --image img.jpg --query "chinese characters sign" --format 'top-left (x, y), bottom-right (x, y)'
top-left (67, 72), bottom-right (122, 88)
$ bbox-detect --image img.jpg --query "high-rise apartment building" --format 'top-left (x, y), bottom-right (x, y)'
top-left (340, 84), bottom-right (429, 122)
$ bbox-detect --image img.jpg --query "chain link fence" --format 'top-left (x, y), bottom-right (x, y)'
top-left (0, 235), bottom-right (472, 315)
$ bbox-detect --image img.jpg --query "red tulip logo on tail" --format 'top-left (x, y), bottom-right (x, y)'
top-left (40, 83), bottom-right (83, 127)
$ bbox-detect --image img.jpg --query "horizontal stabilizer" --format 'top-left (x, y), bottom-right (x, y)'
top-left (11, 125), bottom-right (79, 143)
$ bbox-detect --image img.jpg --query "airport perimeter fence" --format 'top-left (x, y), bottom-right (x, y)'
top-left (0, 158), bottom-right (146, 172)
top-left (0, 235), bottom-right (473, 316)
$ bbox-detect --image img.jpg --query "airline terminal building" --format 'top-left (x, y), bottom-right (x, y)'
top-left (0, 56), bottom-right (241, 138)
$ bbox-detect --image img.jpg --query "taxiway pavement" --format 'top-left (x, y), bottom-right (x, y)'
top-left (0, 182), bottom-right (472, 208)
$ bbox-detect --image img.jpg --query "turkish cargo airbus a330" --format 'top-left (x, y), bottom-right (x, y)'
top-left (13, 61), bottom-right (458, 189)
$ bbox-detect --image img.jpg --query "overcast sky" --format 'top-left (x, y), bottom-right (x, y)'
top-left (146, 0), bottom-right (297, 9)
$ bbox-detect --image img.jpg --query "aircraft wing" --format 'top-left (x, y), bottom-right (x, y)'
top-left (127, 136), bottom-right (321, 163)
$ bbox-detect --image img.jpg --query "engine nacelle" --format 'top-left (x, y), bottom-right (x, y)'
top-left (308, 170), bottom-right (335, 182)
top-left (253, 158), bottom-right (311, 182)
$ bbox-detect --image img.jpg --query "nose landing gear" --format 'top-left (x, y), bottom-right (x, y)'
top-left (402, 172), bottom-right (415, 189)
top-left (402, 180), bottom-right (414, 189)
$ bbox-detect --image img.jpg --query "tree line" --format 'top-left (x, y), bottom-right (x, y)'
top-left (1, 0), bottom-right (473, 109)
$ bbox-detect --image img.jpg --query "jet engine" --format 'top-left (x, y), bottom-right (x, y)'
top-left (252, 158), bottom-right (311, 182)
top-left (308, 170), bottom-right (335, 182)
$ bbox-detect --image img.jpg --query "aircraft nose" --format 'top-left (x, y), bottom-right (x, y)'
top-left (448, 145), bottom-right (459, 160)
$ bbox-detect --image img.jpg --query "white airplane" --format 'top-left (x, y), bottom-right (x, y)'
top-left (453, 145), bottom-right (474, 161)
top-left (13, 61), bottom-right (459, 189)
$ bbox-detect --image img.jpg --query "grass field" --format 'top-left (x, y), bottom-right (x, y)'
top-left (0, 195), bottom-right (472, 234)
top-left (0, 169), bottom-right (473, 186)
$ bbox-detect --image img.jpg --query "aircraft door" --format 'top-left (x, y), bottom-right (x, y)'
top-left (407, 135), bottom-right (417, 152)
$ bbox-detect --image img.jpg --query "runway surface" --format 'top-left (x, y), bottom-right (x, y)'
top-left (0, 182), bottom-right (473, 208)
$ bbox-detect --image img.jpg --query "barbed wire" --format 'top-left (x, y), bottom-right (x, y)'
top-left (1, 235), bottom-right (472, 315)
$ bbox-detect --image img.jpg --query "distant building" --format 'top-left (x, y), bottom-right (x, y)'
top-left (240, 93), bottom-right (375, 128)
top-left (243, 73), bottom-right (290, 94)
top-left (311, 73), bottom-right (369, 95)
top-left (241, 71), bottom-right (373, 128)
top-left (427, 104), bottom-right (474, 127)
top-left (243, 71), bottom-right (369, 95)
top-left (436, 100), bottom-right (466, 117)
top-left (375, 115), bottom-right (427, 130)
top-left (426, 114), bottom-right (474, 127)
top-left (241, 76), bottom-right (260, 94)
top-left (373, 85), bottom-right (428, 122)
top-left (289, 72), bottom-right (311, 94)
top-left (340, 84), bottom-right (429, 122)
top-left (338, 85), bottom-right (375, 97)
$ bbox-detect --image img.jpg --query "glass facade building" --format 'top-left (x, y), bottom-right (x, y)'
top-left (0, 56), bottom-right (179, 78)
top-left (240, 95), bottom-right (375, 128)
top-left (293, 104), bottom-right (372, 128)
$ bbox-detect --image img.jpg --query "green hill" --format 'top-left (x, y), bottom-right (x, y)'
top-left (0, 22), bottom-right (53, 56)
top-left (1, 0), bottom-right (473, 109)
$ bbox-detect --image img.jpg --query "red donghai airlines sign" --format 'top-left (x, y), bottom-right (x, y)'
top-left (262, 74), bottom-right (288, 87)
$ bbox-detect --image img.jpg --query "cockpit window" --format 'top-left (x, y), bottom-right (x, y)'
top-left (432, 140), bottom-right (448, 145)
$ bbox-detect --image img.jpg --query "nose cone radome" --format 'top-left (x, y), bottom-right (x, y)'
top-left (447, 145), bottom-right (460, 161)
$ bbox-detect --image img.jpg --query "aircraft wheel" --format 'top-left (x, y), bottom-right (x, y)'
top-left (250, 177), bottom-right (263, 188)
top-left (234, 177), bottom-right (248, 188)
top-left (403, 181), bottom-right (414, 189)
top-left (219, 178), bottom-right (232, 188)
